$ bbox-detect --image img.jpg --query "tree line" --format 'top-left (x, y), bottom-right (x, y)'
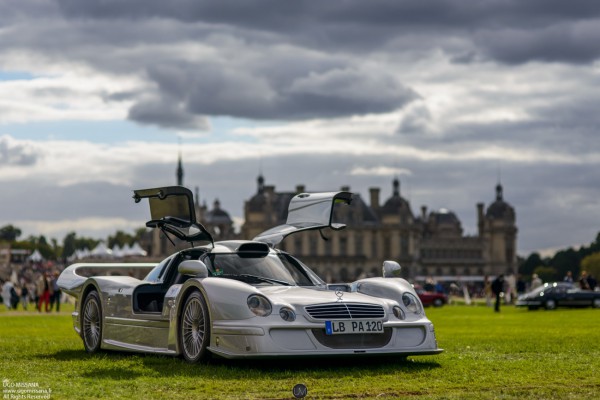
top-left (3, 224), bottom-right (600, 280)
top-left (0, 224), bottom-right (147, 261)
top-left (519, 232), bottom-right (600, 283)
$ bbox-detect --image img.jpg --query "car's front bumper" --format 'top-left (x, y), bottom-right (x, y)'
top-left (208, 320), bottom-right (442, 359)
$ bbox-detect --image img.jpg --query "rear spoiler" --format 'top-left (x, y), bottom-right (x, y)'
top-left (253, 191), bottom-right (352, 246)
top-left (57, 263), bottom-right (156, 297)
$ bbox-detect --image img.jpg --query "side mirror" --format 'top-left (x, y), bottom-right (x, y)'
top-left (382, 260), bottom-right (402, 278)
top-left (178, 260), bottom-right (208, 279)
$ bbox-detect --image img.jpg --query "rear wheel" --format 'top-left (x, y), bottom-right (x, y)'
top-left (179, 291), bottom-right (211, 363)
top-left (433, 298), bottom-right (444, 307)
top-left (82, 290), bottom-right (102, 353)
top-left (544, 299), bottom-right (557, 310)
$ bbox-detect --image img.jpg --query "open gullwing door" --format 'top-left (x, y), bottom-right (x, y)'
top-left (253, 191), bottom-right (352, 247)
top-left (133, 186), bottom-right (214, 246)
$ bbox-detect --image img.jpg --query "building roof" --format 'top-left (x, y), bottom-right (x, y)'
top-left (205, 199), bottom-right (233, 225)
top-left (486, 184), bottom-right (515, 220)
top-left (380, 178), bottom-right (413, 216)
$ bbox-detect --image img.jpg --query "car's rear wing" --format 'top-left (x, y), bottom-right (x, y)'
top-left (57, 263), bottom-right (156, 297)
top-left (253, 191), bottom-right (352, 246)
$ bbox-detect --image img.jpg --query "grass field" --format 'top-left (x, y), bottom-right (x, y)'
top-left (1, 303), bottom-right (599, 399)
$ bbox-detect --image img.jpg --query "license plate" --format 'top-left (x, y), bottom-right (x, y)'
top-left (325, 320), bottom-right (384, 335)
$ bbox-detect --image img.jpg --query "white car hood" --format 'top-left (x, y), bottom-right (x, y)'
top-left (257, 285), bottom-right (391, 308)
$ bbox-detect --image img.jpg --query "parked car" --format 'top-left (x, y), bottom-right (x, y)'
top-left (516, 282), bottom-right (600, 310)
top-left (416, 289), bottom-right (448, 307)
top-left (58, 186), bottom-right (442, 362)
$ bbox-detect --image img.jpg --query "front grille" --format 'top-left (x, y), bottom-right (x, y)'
top-left (305, 303), bottom-right (385, 320)
top-left (311, 328), bottom-right (393, 349)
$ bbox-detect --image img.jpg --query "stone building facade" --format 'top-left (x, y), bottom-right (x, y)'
top-left (241, 175), bottom-right (517, 282)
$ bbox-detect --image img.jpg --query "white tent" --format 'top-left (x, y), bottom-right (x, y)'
top-left (91, 242), bottom-right (113, 258)
top-left (28, 249), bottom-right (44, 262)
top-left (112, 244), bottom-right (124, 258)
top-left (128, 242), bottom-right (148, 257)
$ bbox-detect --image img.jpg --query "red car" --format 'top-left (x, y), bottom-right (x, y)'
top-left (416, 289), bottom-right (448, 307)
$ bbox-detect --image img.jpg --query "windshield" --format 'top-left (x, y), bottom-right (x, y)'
top-left (203, 252), bottom-right (319, 286)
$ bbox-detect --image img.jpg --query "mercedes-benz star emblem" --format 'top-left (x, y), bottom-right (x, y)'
top-left (335, 290), bottom-right (344, 302)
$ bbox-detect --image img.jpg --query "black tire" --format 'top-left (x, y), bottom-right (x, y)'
top-left (179, 291), bottom-right (211, 363)
top-left (592, 298), bottom-right (600, 309)
top-left (544, 299), bottom-right (557, 310)
top-left (433, 298), bottom-right (444, 307)
top-left (81, 290), bottom-right (102, 353)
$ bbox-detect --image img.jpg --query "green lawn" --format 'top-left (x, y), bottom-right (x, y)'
top-left (1, 304), bottom-right (598, 399)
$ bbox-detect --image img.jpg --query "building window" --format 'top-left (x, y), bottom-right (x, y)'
top-left (371, 234), bottom-right (377, 258)
top-left (309, 236), bottom-right (317, 255)
top-left (400, 234), bottom-right (409, 256)
top-left (383, 236), bottom-right (391, 258)
top-left (324, 238), bottom-right (332, 256)
top-left (355, 233), bottom-right (363, 256)
top-left (340, 267), bottom-right (349, 281)
top-left (294, 237), bottom-right (303, 255)
top-left (339, 236), bottom-right (347, 256)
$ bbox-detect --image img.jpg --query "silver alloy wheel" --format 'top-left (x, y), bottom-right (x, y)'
top-left (181, 293), bottom-right (207, 362)
top-left (82, 291), bottom-right (101, 352)
top-left (593, 298), bottom-right (600, 308)
top-left (433, 298), bottom-right (443, 307)
top-left (545, 299), bottom-right (556, 310)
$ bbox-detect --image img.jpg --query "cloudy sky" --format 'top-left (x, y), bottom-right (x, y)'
top-left (1, 0), bottom-right (599, 255)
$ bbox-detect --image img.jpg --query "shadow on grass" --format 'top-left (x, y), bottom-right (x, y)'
top-left (78, 366), bottom-right (146, 380)
top-left (144, 353), bottom-right (442, 381)
top-left (41, 348), bottom-right (441, 381)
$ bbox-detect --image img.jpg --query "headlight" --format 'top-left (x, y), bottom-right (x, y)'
top-left (279, 307), bottom-right (296, 322)
top-left (402, 293), bottom-right (422, 314)
top-left (247, 294), bottom-right (272, 317)
top-left (393, 305), bottom-right (405, 320)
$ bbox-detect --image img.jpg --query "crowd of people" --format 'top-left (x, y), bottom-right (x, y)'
top-left (1, 270), bottom-right (63, 312)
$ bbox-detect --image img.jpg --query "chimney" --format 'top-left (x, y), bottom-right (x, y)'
top-left (421, 205), bottom-right (427, 220)
top-left (296, 184), bottom-right (306, 193)
top-left (477, 203), bottom-right (484, 235)
top-left (264, 185), bottom-right (275, 196)
top-left (369, 187), bottom-right (380, 210)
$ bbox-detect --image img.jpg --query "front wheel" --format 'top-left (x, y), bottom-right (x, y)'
top-left (433, 298), bottom-right (444, 307)
top-left (82, 290), bottom-right (102, 353)
top-left (592, 298), bottom-right (600, 308)
top-left (179, 291), bottom-right (211, 363)
top-left (544, 299), bottom-right (557, 310)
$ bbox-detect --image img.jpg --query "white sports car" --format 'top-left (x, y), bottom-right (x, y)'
top-left (58, 186), bottom-right (442, 362)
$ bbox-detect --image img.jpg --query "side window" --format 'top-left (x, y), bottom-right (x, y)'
top-left (144, 256), bottom-right (173, 283)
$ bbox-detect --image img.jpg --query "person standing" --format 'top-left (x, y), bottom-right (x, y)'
top-left (2, 280), bottom-right (14, 310)
top-left (563, 271), bottom-right (573, 284)
top-left (20, 282), bottom-right (29, 311)
top-left (491, 275), bottom-right (504, 313)
top-left (50, 271), bottom-right (61, 312)
top-left (483, 275), bottom-right (493, 307)
top-left (504, 273), bottom-right (516, 304)
top-left (531, 274), bottom-right (543, 289)
top-left (36, 272), bottom-right (51, 312)
top-left (579, 271), bottom-right (590, 290)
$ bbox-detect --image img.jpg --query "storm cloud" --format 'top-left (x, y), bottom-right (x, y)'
top-left (1, 1), bottom-right (599, 254)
